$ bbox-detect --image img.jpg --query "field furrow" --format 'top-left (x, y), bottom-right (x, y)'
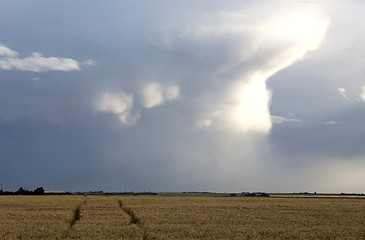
top-left (66, 196), bottom-right (143, 239)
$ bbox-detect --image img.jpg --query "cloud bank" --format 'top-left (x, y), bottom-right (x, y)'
top-left (87, 2), bottom-right (330, 191)
top-left (2, 0), bottom-right (365, 193)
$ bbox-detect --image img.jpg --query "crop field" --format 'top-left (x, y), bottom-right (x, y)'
top-left (1, 195), bottom-right (365, 239)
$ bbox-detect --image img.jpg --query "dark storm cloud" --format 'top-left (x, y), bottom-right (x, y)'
top-left (270, 107), bottom-right (365, 161)
top-left (0, 120), bottom-right (106, 190)
top-left (0, 0), bottom-right (364, 192)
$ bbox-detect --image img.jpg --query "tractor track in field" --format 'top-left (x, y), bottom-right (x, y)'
top-left (62, 195), bottom-right (87, 238)
top-left (117, 200), bottom-right (155, 240)
top-left (118, 200), bottom-right (140, 225)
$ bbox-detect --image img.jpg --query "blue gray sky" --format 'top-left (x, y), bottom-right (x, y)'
top-left (1, 0), bottom-right (365, 192)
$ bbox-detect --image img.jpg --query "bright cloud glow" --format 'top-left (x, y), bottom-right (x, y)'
top-left (189, 11), bottom-right (329, 133)
top-left (226, 76), bottom-right (273, 132)
top-left (0, 44), bottom-right (83, 72)
top-left (276, 13), bottom-right (329, 51)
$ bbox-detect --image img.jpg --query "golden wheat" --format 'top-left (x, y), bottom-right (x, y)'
top-left (121, 195), bottom-right (365, 239)
top-left (66, 195), bottom-right (143, 239)
top-left (1, 195), bottom-right (365, 239)
top-left (0, 195), bottom-right (84, 239)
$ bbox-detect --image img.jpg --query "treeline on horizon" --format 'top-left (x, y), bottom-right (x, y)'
top-left (0, 187), bottom-right (45, 195)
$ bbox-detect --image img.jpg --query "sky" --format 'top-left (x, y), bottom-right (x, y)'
top-left (1, 0), bottom-right (365, 193)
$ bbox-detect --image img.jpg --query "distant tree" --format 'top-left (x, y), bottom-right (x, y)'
top-left (34, 187), bottom-right (45, 195)
top-left (16, 187), bottom-right (27, 195)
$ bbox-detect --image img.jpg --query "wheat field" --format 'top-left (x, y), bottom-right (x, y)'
top-left (0, 195), bottom-right (84, 239)
top-left (0, 195), bottom-right (364, 239)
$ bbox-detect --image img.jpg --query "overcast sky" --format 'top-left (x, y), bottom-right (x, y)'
top-left (1, 0), bottom-right (365, 193)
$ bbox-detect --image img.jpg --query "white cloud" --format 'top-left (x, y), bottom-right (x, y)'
top-left (337, 87), bottom-right (346, 95)
top-left (0, 44), bottom-right (18, 57)
top-left (196, 118), bottom-right (213, 129)
top-left (361, 86), bottom-right (365, 102)
top-left (325, 120), bottom-right (338, 125)
top-left (164, 85), bottom-right (180, 101)
top-left (337, 87), bottom-right (352, 102)
top-left (271, 115), bottom-right (302, 124)
top-left (141, 83), bottom-right (164, 108)
top-left (95, 92), bottom-right (138, 125)
top-left (82, 59), bottom-right (96, 66)
top-left (141, 82), bottom-right (180, 108)
top-left (0, 44), bottom-right (85, 72)
top-left (287, 112), bottom-right (297, 118)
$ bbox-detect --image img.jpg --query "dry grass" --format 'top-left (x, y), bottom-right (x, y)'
top-left (1, 195), bottom-right (365, 239)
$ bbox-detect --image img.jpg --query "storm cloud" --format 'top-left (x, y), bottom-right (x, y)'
top-left (1, 0), bottom-right (365, 193)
